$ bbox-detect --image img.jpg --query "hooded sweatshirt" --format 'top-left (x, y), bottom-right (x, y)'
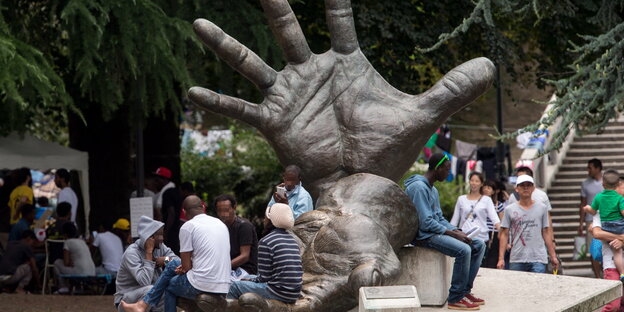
top-left (404, 174), bottom-right (456, 241)
top-left (114, 216), bottom-right (178, 304)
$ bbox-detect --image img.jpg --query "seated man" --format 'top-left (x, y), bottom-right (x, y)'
top-left (120, 195), bottom-right (231, 312)
top-left (268, 165), bottom-right (314, 219)
top-left (214, 194), bottom-right (258, 280)
top-left (91, 219), bottom-right (124, 275)
top-left (9, 204), bottom-right (35, 241)
top-left (115, 216), bottom-right (178, 312)
top-left (53, 222), bottom-right (96, 293)
top-left (0, 230), bottom-right (40, 293)
top-left (111, 218), bottom-right (133, 250)
top-left (404, 153), bottom-right (486, 311)
top-left (228, 203), bottom-right (303, 303)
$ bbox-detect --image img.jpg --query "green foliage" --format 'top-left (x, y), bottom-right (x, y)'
top-left (0, 6), bottom-right (72, 136)
top-left (419, 0), bottom-right (624, 154)
top-left (181, 123), bottom-right (282, 220)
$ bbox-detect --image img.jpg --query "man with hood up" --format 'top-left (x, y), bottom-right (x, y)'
top-left (404, 153), bottom-right (486, 311)
top-left (114, 216), bottom-right (178, 312)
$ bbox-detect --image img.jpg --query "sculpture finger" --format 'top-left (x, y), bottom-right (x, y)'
top-left (325, 0), bottom-right (359, 54)
top-left (260, 0), bottom-right (311, 64)
top-left (188, 87), bottom-right (265, 126)
top-left (193, 19), bottom-right (277, 89)
top-left (417, 57), bottom-right (496, 119)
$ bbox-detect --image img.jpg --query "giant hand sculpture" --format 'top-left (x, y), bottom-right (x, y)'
top-left (188, 0), bottom-right (496, 199)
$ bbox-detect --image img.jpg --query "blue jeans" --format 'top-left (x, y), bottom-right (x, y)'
top-left (416, 235), bottom-right (485, 304)
top-left (509, 262), bottom-right (546, 273)
top-left (143, 259), bottom-right (203, 312)
top-left (227, 280), bottom-right (286, 302)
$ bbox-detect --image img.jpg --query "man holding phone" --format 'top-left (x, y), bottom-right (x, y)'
top-left (267, 165), bottom-right (314, 219)
top-left (404, 153), bottom-right (486, 311)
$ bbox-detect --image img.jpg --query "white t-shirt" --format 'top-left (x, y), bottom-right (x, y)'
top-left (591, 214), bottom-right (618, 270)
top-left (93, 231), bottom-right (123, 272)
top-left (179, 214), bottom-right (231, 293)
top-left (451, 195), bottom-right (500, 242)
top-left (64, 238), bottom-right (95, 275)
top-left (58, 187), bottom-right (78, 222)
top-left (506, 188), bottom-right (552, 211)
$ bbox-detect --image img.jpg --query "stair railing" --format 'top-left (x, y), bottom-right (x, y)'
top-left (517, 94), bottom-right (576, 191)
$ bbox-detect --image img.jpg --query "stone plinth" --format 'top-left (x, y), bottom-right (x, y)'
top-left (358, 285), bottom-right (420, 312)
top-left (388, 246), bottom-right (453, 306)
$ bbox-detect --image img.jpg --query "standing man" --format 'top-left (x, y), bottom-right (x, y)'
top-left (497, 175), bottom-right (559, 273)
top-left (214, 194), bottom-right (258, 280)
top-left (580, 158), bottom-right (604, 278)
top-left (152, 167), bottom-right (182, 255)
top-left (55, 168), bottom-right (78, 223)
top-left (268, 165), bottom-right (314, 219)
top-left (120, 195), bottom-right (231, 312)
top-left (404, 153), bottom-right (486, 310)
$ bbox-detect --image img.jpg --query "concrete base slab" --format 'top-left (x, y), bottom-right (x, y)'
top-left (416, 268), bottom-right (621, 312)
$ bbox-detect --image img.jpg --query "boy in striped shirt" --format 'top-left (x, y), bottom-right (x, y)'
top-left (228, 203), bottom-right (303, 303)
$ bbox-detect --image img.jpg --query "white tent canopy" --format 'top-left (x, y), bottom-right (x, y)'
top-left (0, 133), bottom-right (90, 231)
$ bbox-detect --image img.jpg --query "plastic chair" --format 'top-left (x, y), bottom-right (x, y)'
top-left (42, 239), bottom-right (65, 294)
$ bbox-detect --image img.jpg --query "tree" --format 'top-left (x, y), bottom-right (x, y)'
top-left (415, 0), bottom-right (624, 151)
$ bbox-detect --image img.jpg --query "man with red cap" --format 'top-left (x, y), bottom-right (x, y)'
top-left (153, 167), bottom-right (182, 255)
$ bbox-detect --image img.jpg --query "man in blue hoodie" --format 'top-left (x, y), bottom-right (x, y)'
top-left (404, 153), bottom-right (486, 311)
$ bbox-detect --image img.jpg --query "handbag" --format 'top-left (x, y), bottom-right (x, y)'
top-left (572, 236), bottom-right (587, 260)
top-left (460, 196), bottom-right (482, 234)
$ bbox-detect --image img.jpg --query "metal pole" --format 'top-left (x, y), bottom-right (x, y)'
top-left (136, 124), bottom-right (144, 198)
top-left (496, 64), bottom-right (505, 180)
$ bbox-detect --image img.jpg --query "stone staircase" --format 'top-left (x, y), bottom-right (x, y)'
top-left (549, 120), bottom-right (624, 277)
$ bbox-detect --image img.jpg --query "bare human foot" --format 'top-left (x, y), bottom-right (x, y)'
top-left (120, 300), bottom-right (149, 312)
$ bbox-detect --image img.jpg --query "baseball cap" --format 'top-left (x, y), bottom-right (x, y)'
top-left (113, 218), bottom-right (130, 231)
top-left (515, 175), bottom-right (535, 186)
top-left (154, 167), bottom-right (172, 179)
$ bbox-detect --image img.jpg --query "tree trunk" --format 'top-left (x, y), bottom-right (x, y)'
top-left (68, 104), bottom-right (181, 231)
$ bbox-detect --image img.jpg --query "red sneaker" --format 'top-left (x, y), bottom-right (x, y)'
top-left (465, 293), bottom-right (485, 305)
top-left (448, 298), bottom-right (480, 310)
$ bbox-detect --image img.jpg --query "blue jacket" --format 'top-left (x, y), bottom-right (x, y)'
top-left (404, 174), bottom-right (456, 241)
top-left (268, 183), bottom-right (313, 219)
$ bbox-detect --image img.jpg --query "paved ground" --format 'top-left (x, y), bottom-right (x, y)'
top-left (0, 294), bottom-right (115, 312)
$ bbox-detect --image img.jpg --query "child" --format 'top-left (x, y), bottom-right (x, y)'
top-left (584, 169), bottom-right (624, 280)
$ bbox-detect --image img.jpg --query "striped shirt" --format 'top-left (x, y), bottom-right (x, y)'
top-left (254, 228), bottom-right (303, 303)
top-left (486, 201), bottom-right (505, 232)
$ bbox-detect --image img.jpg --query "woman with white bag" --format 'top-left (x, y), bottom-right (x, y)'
top-left (451, 172), bottom-right (501, 262)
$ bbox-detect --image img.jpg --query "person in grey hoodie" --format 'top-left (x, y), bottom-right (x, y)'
top-left (114, 216), bottom-right (178, 312)
top-left (404, 153), bottom-right (486, 311)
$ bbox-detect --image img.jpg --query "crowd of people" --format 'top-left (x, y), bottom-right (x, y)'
top-left (2, 154), bottom-right (622, 311)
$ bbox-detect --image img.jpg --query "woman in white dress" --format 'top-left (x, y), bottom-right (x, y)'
top-left (451, 172), bottom-right (501, 261)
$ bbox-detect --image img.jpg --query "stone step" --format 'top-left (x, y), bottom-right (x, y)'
top-left (548, 185), bottom-right (581, 192)
top-left (571, 142), bottom-right (624, 149)
top-left (554, 230), bottom-right (580, 240)
top-left (552, 215), bottom-right (580, 223)
top-left (554, 172), bottom-right (591, 180)
top-left (556, 245), bottom-right (573, 253)
top-left (567, 148), bottom-right (624, 157)
top-left (559, 163), bottom-right (624, 171)
top-left (575, 133), bottom-right (624, 141)
top-left (553, 222), bottom-right (581, 231)
top-left (550, 200), bottom-right (579, 208)
top-left (564, 155), bottom-right (624, 164)
top-left (550, 178), bottom-right (588, 187)
top-left (561, 268), bottom-right (594, 277)
top-left (550, 208), bottom-right (579, 216)
top-left (548, 193), bottom-right (579, 201)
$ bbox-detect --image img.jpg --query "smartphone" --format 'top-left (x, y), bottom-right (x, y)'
top-left (276, 186), bottom-right (287, 197)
